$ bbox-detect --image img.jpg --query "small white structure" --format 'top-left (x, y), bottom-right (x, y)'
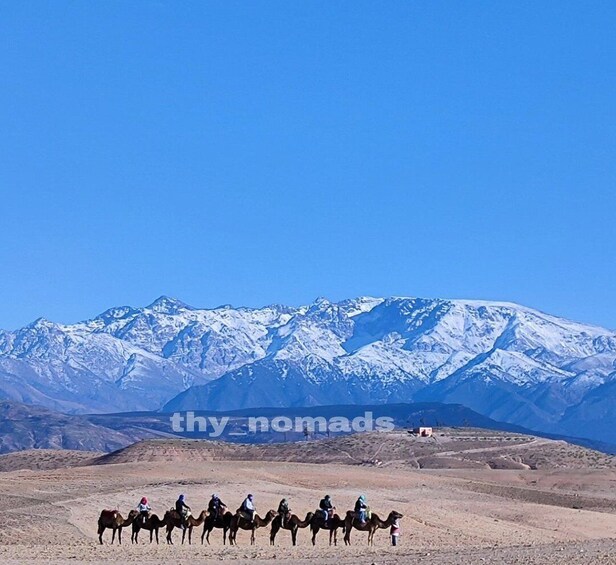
top-left (413, 426), bottom-right (433, 437)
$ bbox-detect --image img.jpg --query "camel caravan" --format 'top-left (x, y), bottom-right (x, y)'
top-left (97, 493), bottom-right (403, 547)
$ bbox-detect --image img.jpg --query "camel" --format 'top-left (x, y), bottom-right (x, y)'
top-left (270, 511), bottom-right (314, 546)
top-left (343, 509), bottom-right (403, 546)
top-left (97, 509), bottom-right (139, 545)
top-left (163, 509), bottom-right (208, 545)
top-left (228, 509), bottom-right (277, 545)
top-left (309, 511), bottom-right (346, 546)
top-left (200, 510), bottom-right (233, 545)
top-left (130, 512), bottom-right (167, 544)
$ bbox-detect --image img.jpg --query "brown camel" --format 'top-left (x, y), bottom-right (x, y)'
top-left (200, 510), bottom-right (233, 545)
top-left (270, 511), bottom-right (314, 546)
top-left (228, 509), bottom-right (277, 545)
top-left (97, 509), bottom-right (139, 545)
top-left (131, 512), bottom-right (167, 544)
top-left (343, 510), bottom-right (403, 545)
top-left (163, 509), bottom-right (208, 545)
top-left (309, 511), bottom-right (346, 546)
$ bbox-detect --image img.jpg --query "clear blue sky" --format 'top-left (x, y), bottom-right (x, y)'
top-left (1, 1), bottom-right (615, 330)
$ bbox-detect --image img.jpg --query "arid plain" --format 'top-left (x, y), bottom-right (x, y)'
top-left (0, 430), bottom-right (614, 564)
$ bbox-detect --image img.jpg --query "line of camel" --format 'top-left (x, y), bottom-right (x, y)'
top-left (97, 505), bottom-right (403, 547)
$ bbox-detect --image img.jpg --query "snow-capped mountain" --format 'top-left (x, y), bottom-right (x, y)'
top-left (1, 296), bottom-right (615, 442)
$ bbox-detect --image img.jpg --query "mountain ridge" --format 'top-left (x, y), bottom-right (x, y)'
top-left (1, 295), bottom-right (614, 443)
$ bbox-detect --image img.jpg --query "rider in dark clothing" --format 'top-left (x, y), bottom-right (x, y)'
top-left (319, 495), bottom-right (334, 524)
top-left (354, 495), bottom-right (368, 523)
top-left (278, 498), bottom-right (290, 527)
top-left (208, 494), bottom-right (226, 522)
top-left (175, 494), bottom-right (191, 529)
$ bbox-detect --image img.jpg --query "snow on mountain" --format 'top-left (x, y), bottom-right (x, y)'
top-left (0, 295), bottom-right (615, 442)
top-left (82, 296), bottom-right (293, 379)
top-left (0, 315), bottom-right (204, 412)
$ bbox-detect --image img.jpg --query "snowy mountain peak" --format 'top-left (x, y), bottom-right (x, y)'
top-left (27, 317), bottom-right (56, 329)
top-left (1, 295), bottom-right (615, 443)
top-left (147, 295), bottom-right (193, 314)
top-left (95, 305), bottom-right (138, 323)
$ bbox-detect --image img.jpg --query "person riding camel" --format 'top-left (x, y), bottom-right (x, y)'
top-left (319, 494), bottom-right (334, 524)
top-left (208, 493), bottom-right (227, 522)
top-left (241, 494), bottom-right (255, 522)
top-left (137, 496), bottom-right (151, 525)
top-left (277, 498), bottom-right (290, 527)
top-left (175, 494), bottom-right (191, 530)
top-left (354, 495), bottom-right (368, 524)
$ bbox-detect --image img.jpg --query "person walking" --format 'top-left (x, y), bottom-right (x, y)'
top-left (390, 515), bottom-right (401, 546)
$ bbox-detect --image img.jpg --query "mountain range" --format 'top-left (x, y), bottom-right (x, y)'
top-left (0, 400), bottom-right (553, 455)
top-left (1, 295), bottom-right (614, 443)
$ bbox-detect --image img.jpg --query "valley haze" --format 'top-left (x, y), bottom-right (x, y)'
top-left (1, 295), bottom-right (615, 445)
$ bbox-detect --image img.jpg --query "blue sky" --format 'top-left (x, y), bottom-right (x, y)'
top-left (1, 1), bottom-right (615, 330)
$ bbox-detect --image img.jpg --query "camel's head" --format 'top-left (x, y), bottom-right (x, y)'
top-left (389, 510), bottom-right (404, 520)
top-left (265, 509), bottom-right (278, 520)
top-left (127, 509), bottom-right (140, 520)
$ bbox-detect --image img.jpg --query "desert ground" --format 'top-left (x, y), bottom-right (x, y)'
top-left (0, 431), bottom-right (614, 564)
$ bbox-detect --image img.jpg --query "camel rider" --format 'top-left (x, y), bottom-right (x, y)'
top-left (278, 498), bottom-right (290, 527)
top-left (319, 494), bottom-right (334, 524)
top-left (354, 495), bottom-right (368, 524)
top-left (137, 496), bottom-right (151, 525)
top-left (175, 494), bottom-right (191, 529)
top-left (208, 493), bottom-right (226, 522)
top-left (241, 494), bottom-right (256, 522)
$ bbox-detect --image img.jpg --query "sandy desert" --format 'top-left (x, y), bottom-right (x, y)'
top-left (0, 431), bottom-right (614, 564)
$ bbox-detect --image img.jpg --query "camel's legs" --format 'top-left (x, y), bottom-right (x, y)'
top-left (344, 529), bottom-right (351, 546)
top-left (270, 521), bottom-right (279, 546)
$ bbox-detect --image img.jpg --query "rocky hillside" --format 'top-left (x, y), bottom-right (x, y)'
top-left (94, 430), bottom-right (616, 475)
